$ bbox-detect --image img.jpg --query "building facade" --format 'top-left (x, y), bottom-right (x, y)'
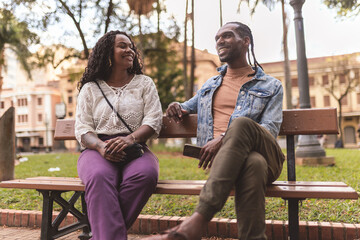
top-left (262, 52), bottom-right (360, 148)
top-left (1, 44), bottom-right (360, 151)
top-left (0, 47), bottom-right (79, 152)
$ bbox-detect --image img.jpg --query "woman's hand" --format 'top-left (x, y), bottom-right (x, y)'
top-left (81, 132), bottom-right (129, 163)
top-left (105, 135), bottom-right (135, 155)
top-left (98, 146), bottom-right (127, 163)
top-left (198, 136), bottom-right (223, 170)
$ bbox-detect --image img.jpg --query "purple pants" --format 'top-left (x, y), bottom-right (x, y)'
top-left (77, 144), bottom-right (159, 240)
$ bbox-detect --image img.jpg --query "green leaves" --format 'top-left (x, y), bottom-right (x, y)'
top-left (323, 0), bottom-right (360, 17)
top-left (0, 8), bottom-right (39, 80)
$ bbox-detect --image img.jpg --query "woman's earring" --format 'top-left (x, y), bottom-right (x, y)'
top-left (109, 58), bottom-right (112, 67)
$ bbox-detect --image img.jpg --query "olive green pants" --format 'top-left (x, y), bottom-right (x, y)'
top-left (195, 117), bottom-right (285, 240)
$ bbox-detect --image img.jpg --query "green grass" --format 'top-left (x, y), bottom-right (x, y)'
top-left (0, 148), bottom-right (359, 223)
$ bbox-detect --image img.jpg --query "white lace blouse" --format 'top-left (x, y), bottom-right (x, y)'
top-left (75, 74), bottom-right (163, 149)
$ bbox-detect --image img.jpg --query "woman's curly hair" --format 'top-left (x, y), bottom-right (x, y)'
top-left (77, 30), bottom-right (143, 91)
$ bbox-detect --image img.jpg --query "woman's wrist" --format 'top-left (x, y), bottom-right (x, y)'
top-left (130, 133), bottom-right (136, 143)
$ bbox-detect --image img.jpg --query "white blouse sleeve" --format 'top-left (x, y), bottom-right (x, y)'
top-left (141, 77), bottom-right (163, 137)
top-left (75, 84), bottom-right (96, 147)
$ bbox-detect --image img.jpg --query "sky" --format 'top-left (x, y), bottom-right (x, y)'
top-left (165, 0), bottom-right (360, 63)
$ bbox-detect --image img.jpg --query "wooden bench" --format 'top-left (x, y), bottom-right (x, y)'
top-left (0, 108), bottom-right (358, 240)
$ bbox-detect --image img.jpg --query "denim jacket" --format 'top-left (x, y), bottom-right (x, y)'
top-left (181, 65), bottom-right (283, 147)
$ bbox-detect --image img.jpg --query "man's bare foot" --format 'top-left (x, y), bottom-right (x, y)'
top-left (143, 212), bottom-right (208, 240)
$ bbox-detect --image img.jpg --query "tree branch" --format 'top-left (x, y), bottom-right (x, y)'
top-left (57, 0), bottom-right (89, 58)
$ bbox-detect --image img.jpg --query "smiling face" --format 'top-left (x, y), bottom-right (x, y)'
top-left (215, 23), bottom-right (249, 64)
top-left (112, 34), bottom-right (136, 70)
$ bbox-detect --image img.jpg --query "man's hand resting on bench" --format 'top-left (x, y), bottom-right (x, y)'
top-left (166, 102), bottom-right (189, 123)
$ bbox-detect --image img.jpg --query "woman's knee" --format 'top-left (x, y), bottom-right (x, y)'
top-left (124, 160), bottom-right (158, 187)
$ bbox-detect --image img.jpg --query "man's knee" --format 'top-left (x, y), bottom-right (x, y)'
top-left (241, 152), bottom-right (268, 186)
top-left (247, 152), bottom-right (267, 174)
top-left (228, 117), bottom-right (257, 135)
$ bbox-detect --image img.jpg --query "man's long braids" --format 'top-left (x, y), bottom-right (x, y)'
top-left (227, 22), bottom-right (263, 76)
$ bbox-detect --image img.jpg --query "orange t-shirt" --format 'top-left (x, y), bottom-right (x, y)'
top-left (212, 65), bottom-right (254, 138)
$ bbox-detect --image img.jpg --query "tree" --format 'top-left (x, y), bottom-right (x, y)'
top-left (5, 0), bottom-right (184, 107)
top-left (4, 0), bottom-right (137, 59)
top-left (322, 56), bottom-right (360, 147)
top-left (323, 0), bottom-right (360, 17)
top-left (238, 0), bottom-right (293, 109)
top-left (141, 32), bottom-right (184, 111)
top-left (0, 8), bottom-right (38, 97)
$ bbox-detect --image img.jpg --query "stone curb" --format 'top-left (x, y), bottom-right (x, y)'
top-left (0, 209), bottom-right (359, 239)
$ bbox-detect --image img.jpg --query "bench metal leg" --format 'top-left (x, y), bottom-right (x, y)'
top-left (40, 190), bottom-right (53, 240)
top-left (38, 190), bottom-right (91, 240)
top-left (288, 199), bottom-right (299, 240)
top-left (78, 192), bottom-right (91, 240)
top-left (286, 135), bottom-right (299, 240)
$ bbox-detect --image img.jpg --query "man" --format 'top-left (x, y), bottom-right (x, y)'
top-left (146, 21), bottom-right (285, 240)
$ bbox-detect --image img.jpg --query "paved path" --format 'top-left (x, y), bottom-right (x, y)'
top-left (0, 226), bottom-right (233, 240)
top-left (0, 226), bottom-right (145, 240)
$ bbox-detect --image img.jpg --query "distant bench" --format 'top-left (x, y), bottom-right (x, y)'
top-left (0, 108), bottom-right (358, 240)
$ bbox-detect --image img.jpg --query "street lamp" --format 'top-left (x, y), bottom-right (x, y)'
top-left (288, 1), bottom-right (326, 239)
top-left (290, 0), bottom-right (326, 158)
top-left (55, 102), bottom-right (67, 150)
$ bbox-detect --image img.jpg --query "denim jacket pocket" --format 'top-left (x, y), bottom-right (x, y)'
top-left (248, 90), bottom-right (272, 118)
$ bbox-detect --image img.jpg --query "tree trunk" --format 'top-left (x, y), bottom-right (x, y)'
top-left (0, 49), bottom-right (4, 100)
top-left (281, 0), bottom-right (292, 109)
top-left (0, 107), bottom-right (15, 181)
top-left (219, 0), bottom-right (223, 27)
top-left (189, 0), bottom-right (195, 99)
top-left (183, 0), bottom-right (189, 100)
top-left (337, 100), bottom-right (344, 147)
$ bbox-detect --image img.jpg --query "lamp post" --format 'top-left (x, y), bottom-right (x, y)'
top-left (55, 102), bottom-right (67, 150)
top-left (290, 0), bottom-right (326, 158)
top-left (44, 115), bottom-right (50, 153)
top-left (288, 1), bottom-right (326, 239)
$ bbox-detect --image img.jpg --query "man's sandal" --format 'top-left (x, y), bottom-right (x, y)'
top-left (143, 226), bottom-right (189, 240)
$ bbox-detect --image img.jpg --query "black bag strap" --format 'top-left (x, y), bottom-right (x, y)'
top-left (94, 81), bottom-right (134, 133)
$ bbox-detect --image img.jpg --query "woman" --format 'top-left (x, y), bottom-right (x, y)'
top-left (75, 30), bottom-right (163, 239)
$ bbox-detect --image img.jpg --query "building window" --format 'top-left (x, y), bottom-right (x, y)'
top-left (310, 96), bottom-right (316, 107)
top-left (324, 96), bottom-right (330, 107)
top-left (357, 93), bottom-right (360, 104)
top-left (38, 114), bottom-right (43, 122)
top-left (322, 75), bottom-right (329, 85)
top-left (68, 96), bottom-right (73, 104)
top-left (37, 97), bottom-right (42, 106)
top-left (339, 74), bottom-right (346, 84)
top-left (341, 96), bottom-right (348, 105)
top-left (0, 101), bottom-right (4, 109)
top-left (39, 137), bottom-right (44, 145)
top-left (291, 78), bottom-right (298, 87)
top-left (68, 112), bottom-right (73, 117)
top-left (18, 114), bottom-right (28, 123)
top-left (11, 100), bottom-right (13, 107)
top-left (17, 98), bottom-right (28, 106)
top-left (309, 77), bottom-right (315, 86)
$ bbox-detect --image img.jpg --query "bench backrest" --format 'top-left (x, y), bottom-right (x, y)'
top-left (54, 108), bottom-right (338, 141)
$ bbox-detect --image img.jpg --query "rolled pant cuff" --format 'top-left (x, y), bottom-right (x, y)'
top-left (195, 202), bottom-right (217, 221)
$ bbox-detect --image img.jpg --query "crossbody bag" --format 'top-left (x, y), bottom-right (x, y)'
top-left (95, 81), bottom-right (144, 166)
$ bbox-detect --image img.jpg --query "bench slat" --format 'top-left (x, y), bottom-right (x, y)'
top-left (25, 177), bottom-right (350, 187)
top-left (1, 178), bottom-right (357, 200)
top-left (54, 108), bottom-right (339, 140)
